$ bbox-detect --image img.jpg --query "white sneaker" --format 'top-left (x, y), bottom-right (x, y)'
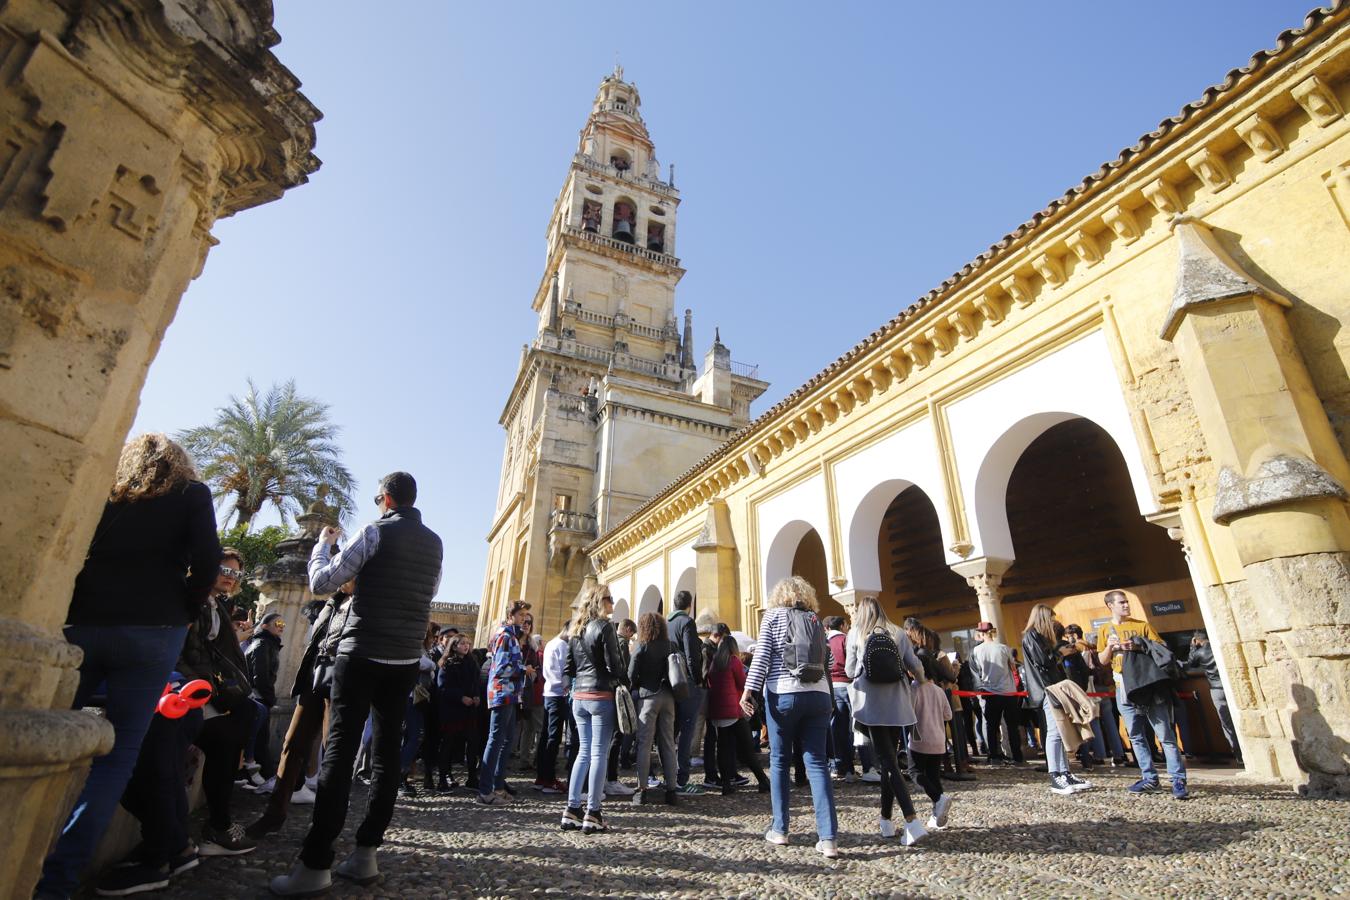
top-left (933, 793), bottom-right (952, 828)
top-left (604, 780), bottom-right (635, 797)
top-left (815, 840), bottom-right (839, 859)
top-left (764, 829), bottom-right (788, 846)
top-left (860, 770), bottom-right (881, 783)
top-left (290, 784), bottom-right (316, 805)
top-left (247, 772), bottom-right (266, 788)
top-left (901, 819), bottom-right (929, 846)
top-left (925, 815), bottom-right (942, 831)
top-left (1065, 773), bottom-right (1092, 793)
top-left (879, 818), bottom-right (897, 838)
top-left (254, 776), bottom-right (276, 795)
top-left (646, 776), bottom-right (663, 789)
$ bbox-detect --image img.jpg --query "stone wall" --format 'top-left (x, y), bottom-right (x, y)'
top-left (0, 2), bottom-right (319, 895)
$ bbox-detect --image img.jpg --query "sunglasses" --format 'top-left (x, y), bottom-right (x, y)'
top-left (219, 565), bottom-right (241, 579)
top-left (373, 493), bottom-right (385, 507)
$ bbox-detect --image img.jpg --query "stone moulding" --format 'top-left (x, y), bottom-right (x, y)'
top-left (1212, 455), bottom-right (1350, 524)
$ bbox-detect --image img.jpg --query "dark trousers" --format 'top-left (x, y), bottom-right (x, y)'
top-left (122, 709), bottom-right (202, 867)
top-left (961, 705), bottom-right (981, 755)
top-left (866, 724), bottom-right (915, 821)
top-left (715, 719), bottom-right (768, 789)
top-left (194, 706), bottom-right (252, 829)
top-left (300, 655), bottom-right (417, 870)
top-left (252, 701), bottom-right (277, 778)
top-left (535, 695), bottom-right (574, 782)
top-left (911, 749), bottom-right (944, 804)
top-left (982, 695), bottom-right (1024, 762)
top-left (437, 723), bottom-right (476, 783)
top-left (703, 723), bottom-right (721, 782)
top-left (264, 691), bottom-right (328, 823)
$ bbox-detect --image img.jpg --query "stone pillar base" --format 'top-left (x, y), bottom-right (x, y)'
top-left (0, 709), bottom-right (114, 899)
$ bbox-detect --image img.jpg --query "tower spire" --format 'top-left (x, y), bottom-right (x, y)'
top-left (681, 308), bottom-right (694, 370)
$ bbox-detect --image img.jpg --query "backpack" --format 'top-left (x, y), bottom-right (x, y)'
top-left (666, 649), bottom-right (690, 701)
top-left (863, 627), bottom-right (903, 683)
top-left (782, 607), bottom-right (826, 683)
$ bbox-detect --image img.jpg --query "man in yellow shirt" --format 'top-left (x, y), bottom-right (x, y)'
top-left (1095, 591), bottom-right (1189, 799)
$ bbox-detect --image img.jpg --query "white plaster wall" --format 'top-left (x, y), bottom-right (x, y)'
top-left (757, 473), bottom-right (830, 601)
top-left (945, 330), bottom-right (1155, 561)
top-left (668, 544), bottom-right (696, 598)
top-left (832, 417), bottom-right (955, 591)
top-left (634, 556), bottom-right (665, 613)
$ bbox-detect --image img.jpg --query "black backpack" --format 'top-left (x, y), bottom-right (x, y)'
top-left (863, 627), bottom-right (903, 684)
top-left (782, 607), bottom-right (826, 683)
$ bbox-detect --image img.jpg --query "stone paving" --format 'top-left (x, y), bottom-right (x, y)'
top-left (142, 763), bottom-right (1347, 900)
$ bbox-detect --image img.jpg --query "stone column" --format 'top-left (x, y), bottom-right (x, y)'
top-left (1161, 217), bottom-right (1350, 795)
top-left (828, 588), bottom-right (880, 621)
top-left (951, 557), bottom-right (1014, 643)
top-left (0, 4), bottom-right (319, 894)
top-left (693, 498), bottom-right (740, 627)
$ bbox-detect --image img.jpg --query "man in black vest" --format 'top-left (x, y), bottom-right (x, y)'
top-left (271, 472), bottom-right (443, 896)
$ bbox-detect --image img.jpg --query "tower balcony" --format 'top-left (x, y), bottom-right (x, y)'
top-left (548, 508), bottom-right (598, 572)
top-left (564, 225), bottom-right (681, 268)
top-left (572, 154), bottom-right (678, 198)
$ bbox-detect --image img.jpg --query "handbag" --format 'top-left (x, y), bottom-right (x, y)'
top-left (667, 649), bottom-right (690, 702)
top-left (615, 683), bottom-right (638, 735)
top-left (311, 596), bottom-right (354, 700)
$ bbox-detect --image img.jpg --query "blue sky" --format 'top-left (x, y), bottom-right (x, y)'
top-left (132, 1), bottom-right (1316, 600)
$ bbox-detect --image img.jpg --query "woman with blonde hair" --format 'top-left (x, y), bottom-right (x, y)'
top-left (561, 583), bottom-right (628, 834)
top-left (1022, 603), bottom-right (1091, 795)
top-left (740, 576), bottom-right (840, 859)
top-left (38, 434), bottom-right (222, 897)
top-left (846, 595), bottom-right (930, 845)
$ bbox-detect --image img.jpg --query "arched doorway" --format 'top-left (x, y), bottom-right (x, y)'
top-left (787, 528), bottom-right (845, 621)
top-left (874, 486), bottom-right (970, 641)
top-left (637, 585), bottom-right (663, 617)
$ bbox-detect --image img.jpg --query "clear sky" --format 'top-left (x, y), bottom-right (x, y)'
top-left (132, 0), bottom-right (1317, 601)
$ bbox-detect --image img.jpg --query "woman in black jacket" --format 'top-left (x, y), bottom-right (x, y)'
top-left (436, 634), bottom-right (482, 791)
top-left (38, 434), bottom-right (222, 899)
top-left (561, 583), bottom-right (627, 834)
top-left (1021, 604), bottom-right (1090, 796)
top-left (627, 612), bottom-right (678, 806)
top-left (245, 612), bottom-right (285, 783)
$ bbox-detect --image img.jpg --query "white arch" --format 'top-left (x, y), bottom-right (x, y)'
top-left (613, 598), bottom-right (630, 622)
top-left (673, 566), bottom-right (697, 602)
top-left (947, 331), bottom-right (1156, 560)
top-left (763, 519), bottom-right (820, 597)
top-left (637, 585), bottom-right (663, 617)
top-left (845, 478), bottom-right (915, 590)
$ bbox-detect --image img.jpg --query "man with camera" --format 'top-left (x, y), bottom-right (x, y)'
top-left (271, 472), bottom-right (443, 896)
top-left (1096, 590), bottom-right (1189, 799)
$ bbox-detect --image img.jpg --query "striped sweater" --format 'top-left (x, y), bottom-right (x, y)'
top-left (745, 606), bottom-right (833, 696)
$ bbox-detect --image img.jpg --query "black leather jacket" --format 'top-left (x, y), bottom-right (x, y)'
top-left (567, 618), bottom-right (629, 694)
top-left (246, 629), bottom-right (283, 707)
top-left (1021, 629), bottom-right (1067, 709)
top-left (1183, 642), bottom-right (1223, 690)
top-left (628, 637), bottom-right (672, 698)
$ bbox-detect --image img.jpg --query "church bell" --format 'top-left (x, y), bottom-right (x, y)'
top-left (613, 219), bottom-right (635, 243)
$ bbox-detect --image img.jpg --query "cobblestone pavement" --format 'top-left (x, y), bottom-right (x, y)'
top-left (144, 763), bottom-right (1346, 900)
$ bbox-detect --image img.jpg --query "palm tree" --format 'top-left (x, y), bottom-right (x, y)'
top-left (179, 379), bottom-right (356, 530)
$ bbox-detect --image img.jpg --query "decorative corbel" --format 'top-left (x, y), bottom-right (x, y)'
top-left (1236, 113), bottom-right (1285, 161)
top-left (975, 287), bottom-right (1007, 325)
top-left (884, 349), bottom-right (912, 382)
top-left (867, 363), bottom-right (894, 394)
top-left (790, 418), bottom-right (811, 441)
top-left (1032, 252), bottom-right (1066, 287)
top-left (904, 339), bottom-right (934, 370)
top-left (1187, 148), bottom-right (1232, 192)
top-left (1103, 205), bottom-right (1141, 244)
top-left (1066, 231), bottom-right (1101, 267)
top-left (1292, 75), bottom-right (1344, 127)
top-left (1000, 274), bottom-right (1034, 307)
top-left (848, 375), bottom-right (874, 404)
top-left (1143, 178), bottom-right (1185, 217)
top-left (775, 426), bottom-right (797, 451)
top-left (818, 399), bottom-right (840, 424)
top-left (831, 387), bottom-right (857, 415)
top-left (947, 307), bottom-right (978, 342)
top-left (805, 409), bottom-right (826, 432)
top-left (924, 323), bottom-right (957, 356)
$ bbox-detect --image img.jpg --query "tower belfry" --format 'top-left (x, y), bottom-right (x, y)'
top-left (479, 71), bottom-right (769, 640)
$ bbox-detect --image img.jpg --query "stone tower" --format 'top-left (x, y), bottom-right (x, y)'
top-left (478, 68), bottom-right (769, 640)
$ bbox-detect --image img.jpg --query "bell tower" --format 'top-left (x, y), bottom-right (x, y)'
top-left (479, 69), bottom-right (769, 642)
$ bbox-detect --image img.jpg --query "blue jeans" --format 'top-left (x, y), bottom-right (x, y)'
top-left (1117, 683), bottom-right (1186, 783)
top-left (674, 685), bottom-right (705, 786)
top-left (39, 624), bottom-right (188, 898)
top-left (765, 690), bottom-right (836, 841)
top-left (569, 697), bottom-right (617, 811)
top-left (478, 702), bottom-right (517, 795)
top-left (1041, 695), bottom-right (1069, 775)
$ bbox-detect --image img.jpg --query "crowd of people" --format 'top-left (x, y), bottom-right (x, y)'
top-left (34, 433), bottom-right (1224, 898)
